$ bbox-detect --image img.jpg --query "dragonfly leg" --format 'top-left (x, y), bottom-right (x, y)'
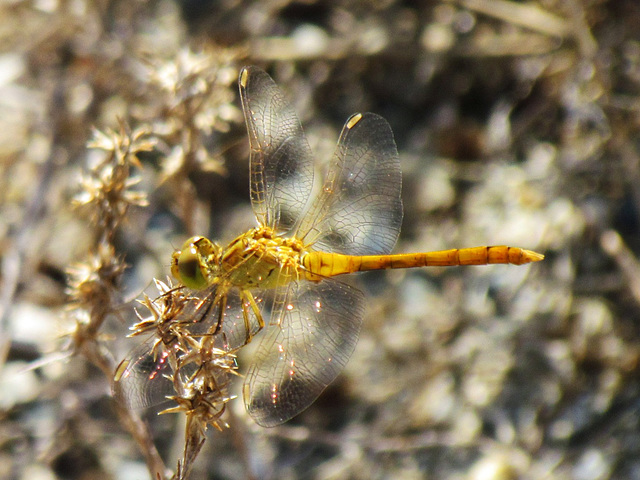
top-left (212, 293), bottom-right (228, 335)
top-left (240, 290), bottom-right (265, 344)
top-left (194, 292), bottom-right (216, 325)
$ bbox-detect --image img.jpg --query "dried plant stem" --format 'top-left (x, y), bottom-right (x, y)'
top-left (116, 402), bottom-right (169, 480)
top-left (77, 332), bottom-right (168, 479)
top-left (66, 122), bottom-right (164, 477)
top-left (175, 417), bottom-right (207, 480)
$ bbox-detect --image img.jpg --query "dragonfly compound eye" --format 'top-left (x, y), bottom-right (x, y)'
top-left (172, 237), bottom-right (210, 290)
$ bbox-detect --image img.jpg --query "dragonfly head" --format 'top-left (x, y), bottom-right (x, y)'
top-left (171, 236), bottom-right (220, 290)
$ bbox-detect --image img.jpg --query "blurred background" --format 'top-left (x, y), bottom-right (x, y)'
top-left (1, 0), bottom-right (640, 479)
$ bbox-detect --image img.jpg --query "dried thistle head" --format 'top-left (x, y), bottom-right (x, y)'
top-left (162, 340), bottom-right (238, 433)
top-left (65, 242), bottom-right (128, 355)
top-left (114, 277), bottom-right (240, 477)
top-left (143, 47), bottom-right (241, 181)
top-left (65, 120), bottom-right (152, 362)
top-left (129, 278), bottom-right (191, 339)
top-left (74, 122), bottom-right (152, 236)
top-left (148, 48), bottom-right (240, 134)
top-left (66, 243), bottom-right (127, 311)
top-left (134, 279), bottom-right (239, 417)
top-left (163, 336), bottom-right (238, 479)
top-left (115, 279), bottom-right (238, 414)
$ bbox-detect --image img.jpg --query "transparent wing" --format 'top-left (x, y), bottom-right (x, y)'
top-left (239, 66), bottom-right (315, 231)
top-left (296, 112), bottom-right (403, 255)
top-left (243, 279), bottom-right (364, 427)
top-left (112, 337), bottom-right (177, 410)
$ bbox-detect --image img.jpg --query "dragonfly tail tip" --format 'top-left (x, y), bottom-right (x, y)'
top-left (522, 249), bottom-right (545, 264)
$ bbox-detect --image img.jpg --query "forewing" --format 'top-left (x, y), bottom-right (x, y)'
top-left (239, 66), bottom-right (314, 231)
top-left (297, 112), bottom-right (402, 255)
top-left (243, 280), bottom-right (364, 427)
top-left (112, 337), bottom-right (175, 410)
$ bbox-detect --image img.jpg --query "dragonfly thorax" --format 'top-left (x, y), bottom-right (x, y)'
top-left (221, 227), bottom-right (306, 289)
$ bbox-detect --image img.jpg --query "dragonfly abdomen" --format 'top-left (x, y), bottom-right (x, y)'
top-left (303, 246), bottom-right (543, 278)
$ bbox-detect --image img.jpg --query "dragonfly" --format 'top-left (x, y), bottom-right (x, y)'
top-left (113, 66), bottom-right (543, 428)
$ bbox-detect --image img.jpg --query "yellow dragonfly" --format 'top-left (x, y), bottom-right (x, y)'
top-left (114, 66), bottom-right (543, 428)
